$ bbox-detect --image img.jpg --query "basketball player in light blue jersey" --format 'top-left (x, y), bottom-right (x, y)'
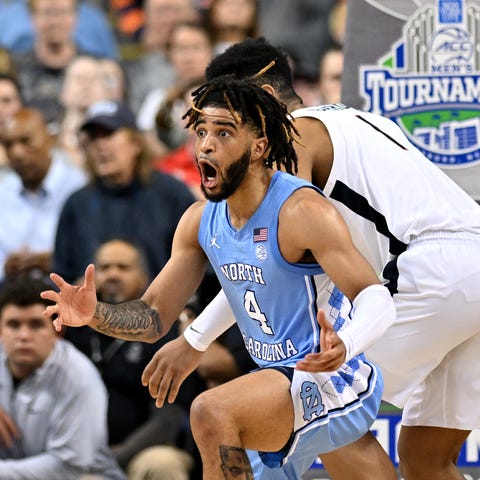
top-left (143, 38), bottom-right (480, 480)
top-left (41, 77), bottom-right (395, 479)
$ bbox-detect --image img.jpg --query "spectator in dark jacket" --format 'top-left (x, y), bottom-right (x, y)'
top-left (53, 100), bottom-right (196, 284)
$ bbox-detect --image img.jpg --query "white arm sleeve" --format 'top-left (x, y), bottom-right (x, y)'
top-left (183, 289), bottom-right (236, 351)
top-left (337, 284), bottom-right (396, 363)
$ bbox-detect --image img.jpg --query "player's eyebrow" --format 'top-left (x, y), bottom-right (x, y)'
top-left (194, 117), bottom-right (239, 131)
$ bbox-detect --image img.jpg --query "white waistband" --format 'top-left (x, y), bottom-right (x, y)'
top-left (409, 230), bottom-right (480, 246)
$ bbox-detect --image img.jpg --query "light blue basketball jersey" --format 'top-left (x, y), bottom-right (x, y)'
top-left (198, 171), bottom-right (383, 478)
top-left (199, 171), bottom-right (352, 368)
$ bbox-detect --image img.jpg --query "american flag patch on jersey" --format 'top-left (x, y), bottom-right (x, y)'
top-left (253, 227), bottom-right (268, 242)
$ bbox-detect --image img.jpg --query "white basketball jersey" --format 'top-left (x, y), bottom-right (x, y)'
top-left (293, 104), bottom-right (480, 282)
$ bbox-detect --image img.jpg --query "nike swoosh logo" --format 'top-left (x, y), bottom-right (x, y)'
top-left (188, 326), bottom-right (204, 335)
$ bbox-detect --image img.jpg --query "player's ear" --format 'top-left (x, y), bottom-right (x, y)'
top-left (251, 136), bottom-right (269, 161)
top-left (260, 83), bottom-right (276, 98)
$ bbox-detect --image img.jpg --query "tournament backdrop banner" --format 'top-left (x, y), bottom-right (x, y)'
top-left (304, 412), bottom-right (480, 479)
top-left (342, 0), bottom-right (480, 201)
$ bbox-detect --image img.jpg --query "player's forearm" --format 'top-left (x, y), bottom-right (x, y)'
top-left (91, 299), bottom-right (163, 342)
top-left (337, 284), bottom-right (395, 362)
top-left (183, 289), bottom-right (236, 351)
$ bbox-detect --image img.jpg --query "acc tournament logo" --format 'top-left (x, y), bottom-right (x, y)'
top-left (360, 0), bottom-right (480, 167)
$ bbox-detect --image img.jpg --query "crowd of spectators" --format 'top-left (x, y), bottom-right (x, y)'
top-left (0, 1), bottom-right (345, 478)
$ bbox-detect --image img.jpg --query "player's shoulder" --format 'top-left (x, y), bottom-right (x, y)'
top-left (183, 198), bottom-right (213, 229)
top-left (291, 105), bottom-right (348, 143)
top-left (282, 183), bottom-right (330, 221)
top-left (279, 185), bottom-right (341, 253)
top-left (180, 199), bottom-right (208, 226)
top-left (188, 198), bottom-right (208, 212)
top-left (293, 103), bottom-right (351, 116)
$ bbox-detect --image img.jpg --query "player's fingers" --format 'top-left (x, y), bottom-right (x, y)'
top-left (296, 351), bottom-right (339, 372)
top-left (148, 373), bottom-right (161, 401)
top-left (317, 309), bottom-right (334, 334)
top-left (141, 352), bottom-right (165, 391)
top-left (155, 373), bottom-right (174, 408)
top-left (49, 272), bottom-right (67, 289)
top-left (84, 264), bottom-right (96, 287)
top-left (317, 309), bottom-right (328, 328)
top-left (166, 374), bottom-right (186, 405)
top-left (318, 310), bottom-right (334, 351)
top-left (320, 347), bottom-right (343, 364)
top-left (141, 357), bottom-right (155, 387)
top-left (296, 355), bottom-right (322, 370)
top-left (296, 359), bottom-right (321, 372)
top-left (40, 290), bottom-right (59, 302)
top-left (296, 360), bottom-right (335, 372)
top-left (52, 317), bottom-right (63, 332)
top-left (42, 305), bottom-right (58, 319)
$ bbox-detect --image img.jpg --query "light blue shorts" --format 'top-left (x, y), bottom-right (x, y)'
top-left (248, 356), bottom-right (383, 479)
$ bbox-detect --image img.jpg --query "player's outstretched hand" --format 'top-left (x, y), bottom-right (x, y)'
top-left (142, 335), bottom-right (203, 408)
top-left (40, 264), bottom-right (98, 332)
top-left (295, 309), bottom-right (347, 372)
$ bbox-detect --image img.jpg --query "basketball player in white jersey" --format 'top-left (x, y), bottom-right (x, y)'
top-left (41, 77), bottom-right (395, 479)
top-left (140, 38), bottom-right (480, 480)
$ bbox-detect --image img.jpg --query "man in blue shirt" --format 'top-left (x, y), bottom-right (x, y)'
top-left (0, 0), bottom-right (118, 58)
top-left (0, 107), bottom-right (86, 284)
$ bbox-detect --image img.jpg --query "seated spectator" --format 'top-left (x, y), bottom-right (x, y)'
top-left (57, 55), bottom-right (131, 168)
top-left (328, 0), bottom-right (347, 46)
top-left (154, 134), bottom-right (200, 199)
top-left (0, 276), bottom-right (126, 479)
top-left (98, 57), bottom-right (129, 103)
top-left (0, 73), bottom-right (23, 172)
top-left (0, 107), bottom-right (87, 284)
top-left (204, 0), bottom-right (258, 56)
top-left (292, 67), bottom-right (320, 108)
top-left (58, 55), bottom-right (109, 167)
top-left (64, 238), bottom-right (202, 480)
top-left (152, 79), bottom-right (202, 199)
top-left (123, 0), bottom-right (199, 114)
top-left (53, 99), bottom-right (196, 285)
top-left (10, 0), bottom-right (112, 132)
top-left (137, 20), bottom-right (213, 158)
top-left (0, 0), bottom-right (118, 58)
top-left (317, 43), bottom-right (344, 105)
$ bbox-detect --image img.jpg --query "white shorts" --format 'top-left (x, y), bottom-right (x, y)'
top-left (366, 232), bottom-right (480, 429)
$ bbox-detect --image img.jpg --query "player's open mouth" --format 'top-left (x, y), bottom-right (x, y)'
top-left (198, 160), bottom-right (218, 189)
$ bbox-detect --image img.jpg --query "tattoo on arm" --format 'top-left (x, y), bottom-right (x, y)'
top-left (94, 300), bottom-right (162, 341)
top-left (219, 445), bottom-right (254, 479)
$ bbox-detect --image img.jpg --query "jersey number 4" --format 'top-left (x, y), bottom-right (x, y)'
top-left (244, 290), bottom-right (274, 335)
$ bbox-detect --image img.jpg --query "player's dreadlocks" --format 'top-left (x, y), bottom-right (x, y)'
top-left (184, 76), bottom-right (299, 174)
